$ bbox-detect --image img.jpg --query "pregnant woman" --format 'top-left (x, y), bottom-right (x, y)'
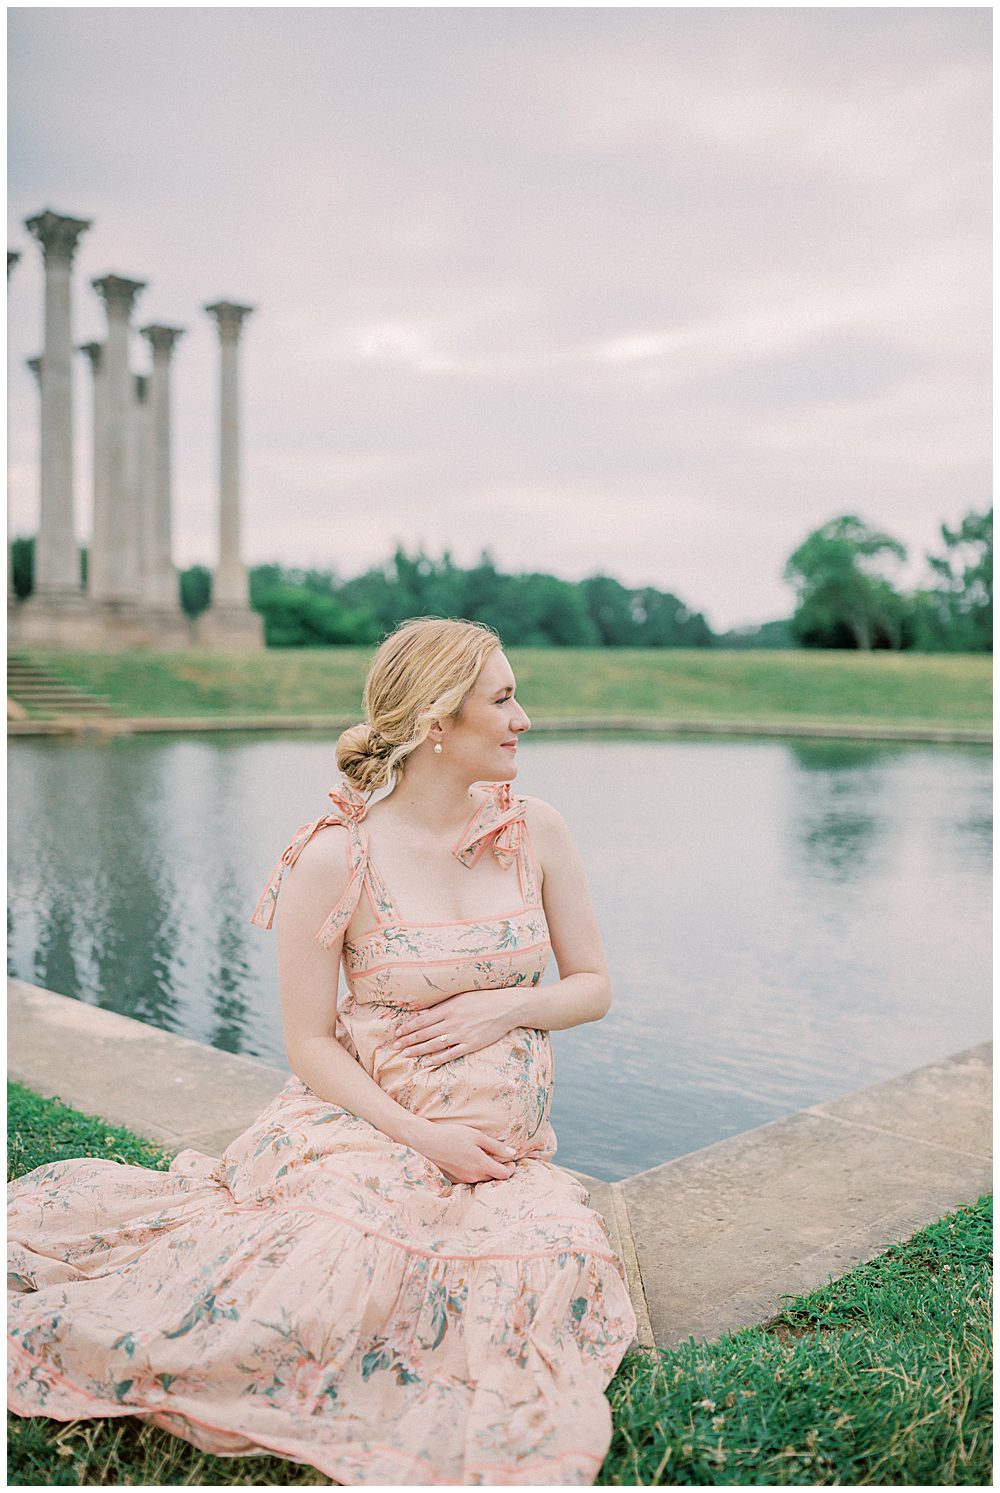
top-left (8, 616), bottom-right (638, 1484)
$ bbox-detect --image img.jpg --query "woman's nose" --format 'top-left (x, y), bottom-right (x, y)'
top-left (513, 704), bottom-right (530, 732)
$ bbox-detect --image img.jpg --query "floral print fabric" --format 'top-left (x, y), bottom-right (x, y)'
top-left (8, 779), bottom-right (637, 1485)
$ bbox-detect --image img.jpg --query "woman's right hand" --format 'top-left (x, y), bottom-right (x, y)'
top-left (410, 1118), bottom-right (517, 1185)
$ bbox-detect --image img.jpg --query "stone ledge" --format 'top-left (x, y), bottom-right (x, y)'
top-left (7, 979), bottom-right (287, 1156)
top-left (7, 978), bottom-right (991, 1353)
top-left (7, 715), bottom-right (991, 743)
top-left (622, 1039), bottom-right (991, 1348)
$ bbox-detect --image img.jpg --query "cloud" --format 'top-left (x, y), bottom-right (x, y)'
top-left (6, 7), bottom-right (990, 630)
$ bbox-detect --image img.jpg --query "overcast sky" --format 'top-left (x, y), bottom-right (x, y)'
top-left (7, 6), bottom-right (991, 631)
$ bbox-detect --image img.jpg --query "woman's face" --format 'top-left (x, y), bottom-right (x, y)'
top-left (442, 650), bottom-right (531, 780)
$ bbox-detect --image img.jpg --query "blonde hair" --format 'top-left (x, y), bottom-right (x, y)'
top-left (336, 616), bottom-right (503, 794)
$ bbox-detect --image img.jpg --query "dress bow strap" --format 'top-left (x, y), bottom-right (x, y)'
top-left (325, 781), bottom-right (369, 823)
top-left (451, 781), bottom-right (526, 873)
top-left (250, 780), bottom-right (370, 942)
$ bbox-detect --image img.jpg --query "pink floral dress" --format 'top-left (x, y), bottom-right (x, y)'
top-left (8, 779), bottom-right (637, 1485)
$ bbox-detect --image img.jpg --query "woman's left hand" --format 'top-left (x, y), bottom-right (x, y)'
top-left (389, 991), bottom-right (518, 1068)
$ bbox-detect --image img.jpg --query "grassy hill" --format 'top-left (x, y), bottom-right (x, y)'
top-left (15, 647), bottom-right (992, 732)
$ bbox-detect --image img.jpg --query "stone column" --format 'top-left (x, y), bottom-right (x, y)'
top-left (7, 252), bottom-right (20, 600)
top-left (139, 325), bottom-right (184, 609)
top-left (20, 358), bottom-right (43, 599)
top-left (204, 301), bottom-right (253, 608)
top-left (128, 372), bottom-right (151, 593)
top-left (91, 274), bottom-right (146, 604)
top-left (78, 343), bottom-right (109, 600)
top-left (24, 210), bottom-right (91, 600)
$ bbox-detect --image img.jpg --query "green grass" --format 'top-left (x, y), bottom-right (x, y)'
top-left (6, 1084), bottom-right (173, 1180)
top-left (8, 1083), bottom-right (993, 1485)
top-left (599, 1202), bottom-right (992, 1485)
top-left (14, 647), bottom-right (993, 731)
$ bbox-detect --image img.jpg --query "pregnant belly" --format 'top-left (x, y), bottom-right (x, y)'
top-left (344, 1005), bottom-right (555, 1159)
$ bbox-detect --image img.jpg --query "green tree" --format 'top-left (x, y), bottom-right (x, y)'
top-left (631, 588), bottom-right (714, 648)
top-left (459, 549), bottom-right (506, 626)
top-left (239, 544), bottom-right (716, 651)
top-left (784, 516), bottom-right (908, 650)
top-left (248, 564), bottom-right (283, 607)
top-left (506, 573), bottom-right (600, 647)
top-left (10, 536), bottom-right (34, 599)
top-left (580, 575), bottom-right (642, 646)
top-left (916, 507), bottom-right (992, 652)
top-left (8, 537), bottom-right (88, 598)
top-left (386, 544), bottom-right (463, 620)
top-left (335, 565), bottom-right (399, 634)
top-left (180, 566), bottom-right (212, 619)
top-left (254, 586), bottom-right (380, 647)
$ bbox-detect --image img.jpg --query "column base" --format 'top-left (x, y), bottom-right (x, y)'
top-left (9, 595), bottom-right (196, 651)
top-left (21, 587), bottom-right (90, 612)
top-left (194, 604), bottom-right (265, 651)
top-left (9, 591), bottom-right (94, 650)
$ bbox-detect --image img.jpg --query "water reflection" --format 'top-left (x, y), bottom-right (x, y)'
top-left (786, 740), bottom-right (893, 771)
top-left (794, 779), bottom-right (886, 881)
top-left (33, 896), bottom-right (78, 1002)
top-left (8, 732), bottom-right (992, 1182)
top-left (206, 869), bottom-right (257, 1056)
top-left (786, 740), bottom-right (892, 881)
top-left (19, 741), bottom-right (188, 1034)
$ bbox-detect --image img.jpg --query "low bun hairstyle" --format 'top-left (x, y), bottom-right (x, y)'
top-left (336, 616), bottom-right (503, 796)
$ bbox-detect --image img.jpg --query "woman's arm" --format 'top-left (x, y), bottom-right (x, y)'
top-left (276, 827), bottom-right (431, 1146)
top-left (391, 798), bottom-right (611, 1064)
top-left (503, 796), bottom-right (611, 1029)
top-left (276, 829), bottom-right (517, 1182)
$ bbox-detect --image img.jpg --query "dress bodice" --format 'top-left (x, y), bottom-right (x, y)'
top-left (250, 777), bottom-right (547, 983)
top-left (250, 778), bottom-right (554, 1156)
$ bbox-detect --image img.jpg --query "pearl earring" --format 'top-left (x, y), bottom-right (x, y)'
top-left (433, 743), bottom-right (443, 754)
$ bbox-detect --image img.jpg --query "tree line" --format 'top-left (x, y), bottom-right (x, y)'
top-left (9, 503), bottom-right (990, 651)
top-left (181, 547), bottom-right (716, 650)
top-left (783, 508), bottom-right (991, 653)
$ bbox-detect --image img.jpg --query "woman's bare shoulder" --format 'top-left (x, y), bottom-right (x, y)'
top-left (284, 820), bottom-right (352, 885)
top-left (519, 793), bottom-right (571, 841)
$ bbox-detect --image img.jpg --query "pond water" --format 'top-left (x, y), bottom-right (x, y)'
top-left (8, 732), bottom-right (992, 1181)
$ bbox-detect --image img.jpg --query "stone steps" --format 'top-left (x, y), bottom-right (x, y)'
top-left (7, 654), bottom-right (114, 715)
top-left (9, 688), bottom-right (113, 702)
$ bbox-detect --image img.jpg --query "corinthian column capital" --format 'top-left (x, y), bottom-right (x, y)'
top-left (25, 356), bottom-right (42, 386)
top-left (24, 210), bottom-right (92, 267)
top-left (78, 341), bottom-right (104, 371)
top-left (8, 250), bottom-right (21, 280)
top-left (92, 273), bottom-right (147, 318)
top-left (140, 323), bottom-right (185, 358)
top-left (205, 300), bottom-right (254, 342)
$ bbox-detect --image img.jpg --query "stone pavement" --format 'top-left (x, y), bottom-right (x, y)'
top-left (8, 978), bottom-right (992, 1352)
top-left (620, 1042), bottom-right (992, 1348)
